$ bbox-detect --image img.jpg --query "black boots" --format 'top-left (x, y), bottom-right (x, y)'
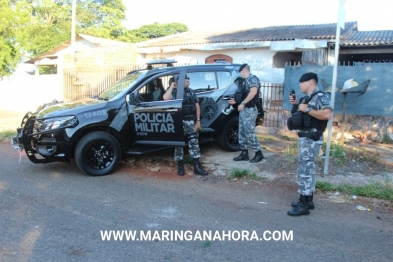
top-left (233, 150), bottom-right (249, 161)
top-left (291, 193), bottom-right (315, 210)
top-left (177, 160), bottom-right (185, 176)
top-left (177, 159), bottom-right (208, 176)
top-left (250, 150), bottom-right (264, 163)
top-left (287, 194), bottom-right (310, 216)
top-left (193, 158), bottom-right (208, 176)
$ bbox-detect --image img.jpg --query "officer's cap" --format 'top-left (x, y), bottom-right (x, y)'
top-left (299, 72), bottom-right (318, 83)
top-left (238, 63), bottom-right (249, 72)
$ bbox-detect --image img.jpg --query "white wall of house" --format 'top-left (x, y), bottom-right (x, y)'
top-left (140, 48), bottom-right (276, 68)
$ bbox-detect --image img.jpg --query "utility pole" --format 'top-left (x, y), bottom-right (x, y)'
top-left (324, 0), bottom-right (346, 175)
top-left (71, 0), bottom-right (77, 71)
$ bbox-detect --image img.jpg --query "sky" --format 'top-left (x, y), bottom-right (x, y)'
top-left (123, 0), bottom-right (392, 32)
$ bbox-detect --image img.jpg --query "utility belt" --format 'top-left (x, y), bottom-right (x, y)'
top-left (297, 131), bottom-right (323, 141)
top-left (244, 104), bottom-right (256, 108)
top-left (183, 115), bottom-right (195, 121)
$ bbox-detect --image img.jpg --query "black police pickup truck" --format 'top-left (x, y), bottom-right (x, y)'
top-left (12, 60), bottom-right (264, 176)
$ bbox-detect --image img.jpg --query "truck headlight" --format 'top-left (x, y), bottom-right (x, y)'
top-left (34, 116), bottom-right (78, 134)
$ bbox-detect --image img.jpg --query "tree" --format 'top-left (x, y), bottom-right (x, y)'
top-left (136, 22), bottom-right (187, 40)
top-left (23, 0), bottom-right (127, 56)
top-left (0, 1), bottom-right (188, 76)
top-left (120, 22), bottom-right (188, 43)
top-left (76, 0), bottom-right (126, 39)
top-left (0, 0), bottom-right (30, 76)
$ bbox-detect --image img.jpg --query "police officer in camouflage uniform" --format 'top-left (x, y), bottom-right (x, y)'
top-left (229, 64), bottom-right (264, 163)
top-left (163, 75), bottom-right (208, 176)
top-left (287, 72), bottom-right (333, 216)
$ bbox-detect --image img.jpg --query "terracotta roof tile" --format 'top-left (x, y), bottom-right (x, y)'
top-left (342, 30), bottom-right (393, 45)
top-left (138, 22), bottom-right (358, 48)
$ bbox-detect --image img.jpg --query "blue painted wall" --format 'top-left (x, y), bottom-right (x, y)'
top-left (283, 65), bottom-right (393, 117)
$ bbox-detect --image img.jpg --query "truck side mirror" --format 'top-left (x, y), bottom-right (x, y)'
top-left (126, 93), bottom-right (135, 104)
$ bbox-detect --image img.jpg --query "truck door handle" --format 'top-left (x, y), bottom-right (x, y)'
top-left (222, 96), bottom-right (232, 100)
top-left (137, 103), bottom-right (149, 107)
top-left (166, 109), bottom-right (178, 112)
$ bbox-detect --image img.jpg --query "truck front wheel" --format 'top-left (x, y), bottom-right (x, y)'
top-left (75, 131), bottom-right (121, 176)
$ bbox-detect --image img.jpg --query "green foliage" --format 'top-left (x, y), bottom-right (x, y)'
top-left (119, 22), bottom-right (188, 43)
top-left (0, 130), bottom-right (15, 143)
top-left (381, 136), bottom-right (393, 144)
top-left (183, 156), bottom-right (193, 165)
top-left (1, 1), bottom-right (188, 76)
top-left (39, 65), bottom-right (57, 75)
top-left (285, 143), bottom-right (298, 155)
top-left (316, 177), bottom-right (393, 201)
top-left (322, 142), bottom-right (380, 165)
top-left (0, 0), bottom-right (31, 76)
top-left (227, 168), bottom-right (259, 180)
top-left (281, 135), bottom-right (296, 141)
top-left (256, 135), bottom-right (274, 141)
top-left (137, 22), bottom-right (188, 39)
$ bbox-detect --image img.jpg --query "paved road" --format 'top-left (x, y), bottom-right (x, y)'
top-left (0, 143), bottom-right (392, 262)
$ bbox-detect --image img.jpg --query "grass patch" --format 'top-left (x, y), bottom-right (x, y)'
top-left (381, 136), bottom-right (393, 144)
top-left (256, 135), bottom-right (274, 141)
top-left (322, 142), bottom-right (380, 165)
top-left (183, 156), bottom-right (194, 165)
top-left (316, 176), bottom-right (393, 201)
top-left (284, 143), bottom-right (298, 156)
top-left (227, 168), bottom-right (258, 180)
top-left (281, 135), bottom-right (296, 141)
top-left (0, 130), bottom-right (15, 143)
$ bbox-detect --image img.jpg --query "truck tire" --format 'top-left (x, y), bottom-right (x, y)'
top-left (217, 116), bottom-right (240, 152)
top-left (75, 131), bottom-right (121, 176)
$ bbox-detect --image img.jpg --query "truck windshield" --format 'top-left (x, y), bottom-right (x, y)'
top-left (98, 71), bottom-right (147, 101)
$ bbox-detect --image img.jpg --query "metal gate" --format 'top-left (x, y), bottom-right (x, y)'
top-left (260, 83), bottom-right (284, 128)
top-left (63, 65), bottom-right (140, 100)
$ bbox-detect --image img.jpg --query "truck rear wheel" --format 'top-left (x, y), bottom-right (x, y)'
top-left (75, 131), bottom-right (121, 176)
top-left (217, 116), bottom-right (240, 152)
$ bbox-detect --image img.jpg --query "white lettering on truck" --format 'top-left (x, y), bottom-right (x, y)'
top-left (134, 113), bottom-right (175, 134)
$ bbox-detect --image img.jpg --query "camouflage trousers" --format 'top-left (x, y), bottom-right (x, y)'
top-left (297, 137), bottom-right (323, 196)
top-left (174, 120), bottom-right (201, 161)
top-left (238, 107), bottom-right (261, 151)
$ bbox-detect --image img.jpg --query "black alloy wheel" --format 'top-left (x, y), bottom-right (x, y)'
top-left (75, 131), bottom-right (121, 176)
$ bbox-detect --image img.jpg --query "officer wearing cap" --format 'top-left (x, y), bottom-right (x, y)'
top-left (228, 64), bottom-right (264, 163)
top-left (163, 75), bottom-right (208, 176)
top-left (287, 72), bottom-right (333, 216)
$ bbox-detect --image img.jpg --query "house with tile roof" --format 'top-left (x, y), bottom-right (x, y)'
top-left (25, 34), bottom-right (137, 75)
top-left (136, 21), bottom-right (393, 82)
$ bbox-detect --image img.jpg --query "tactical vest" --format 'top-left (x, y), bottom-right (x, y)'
top-left (248, 76), bottom-right (260, 107)
top-left (234, 75), bottom-right (260, 107)
top-left (182, 88), bottom-right (196, 117)
top-left (287, 91), bottom-right (328, 132)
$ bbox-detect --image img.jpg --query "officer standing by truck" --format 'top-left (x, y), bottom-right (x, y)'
top-left (163, 75), bottom-right (208, 176)
top-left (228, 64), bottom-right (264, 163)
top-left (287, 72), bottom-right (333, 216)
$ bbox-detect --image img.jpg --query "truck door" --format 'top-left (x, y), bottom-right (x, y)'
top-left (128, 72), bottom-right (186, 147)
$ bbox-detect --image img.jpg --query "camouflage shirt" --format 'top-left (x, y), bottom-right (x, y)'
top-left (245, 74), bottom-right (260, 90)
top-left (301, 87), bottom-right (333, 112)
